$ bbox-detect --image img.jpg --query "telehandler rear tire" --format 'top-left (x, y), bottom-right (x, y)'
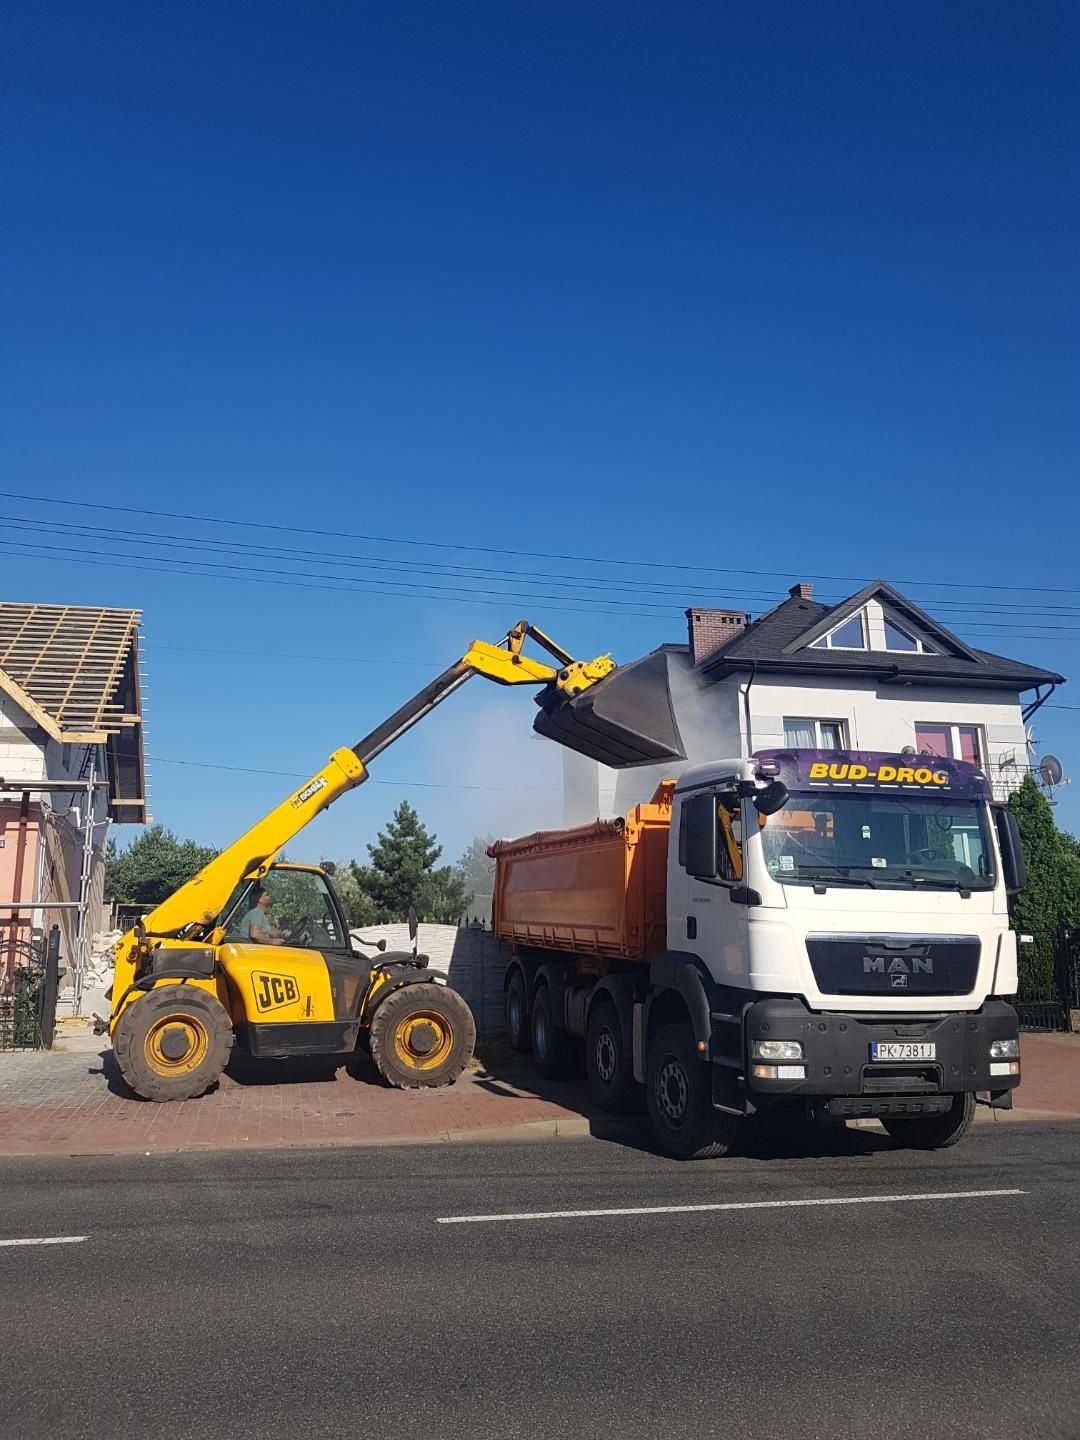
top-left (369, 982), bottom-right (476, 1090)
top-left (112, 985), bottom-right (234, 1102)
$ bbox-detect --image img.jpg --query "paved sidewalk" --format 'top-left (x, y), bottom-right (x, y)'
top-left (0, 1028), bottom-right (1077, 1158)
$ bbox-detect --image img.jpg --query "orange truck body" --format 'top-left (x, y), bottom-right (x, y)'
top-left (489, 782), bottom-right (674, 963)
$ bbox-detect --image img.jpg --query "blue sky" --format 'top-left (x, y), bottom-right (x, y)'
top-left (2, 1), bottom-right (1078, 861)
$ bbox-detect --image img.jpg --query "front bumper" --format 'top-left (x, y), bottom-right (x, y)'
top-left (728, 997), bottom-right (1020, 1116)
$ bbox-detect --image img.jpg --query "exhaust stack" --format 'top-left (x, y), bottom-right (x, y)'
top-left (534, 649), bottom-right (686, 768)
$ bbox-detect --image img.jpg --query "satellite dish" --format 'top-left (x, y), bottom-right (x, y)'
top-left (1039, 755), bottom-right (1064, 788)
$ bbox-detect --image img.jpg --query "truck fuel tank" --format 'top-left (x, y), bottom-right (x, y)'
top-left (533, 648), bottom-right (686, 768)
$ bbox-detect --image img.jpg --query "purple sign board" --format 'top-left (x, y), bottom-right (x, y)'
top-left (754, 749), bottom-right (991, 802)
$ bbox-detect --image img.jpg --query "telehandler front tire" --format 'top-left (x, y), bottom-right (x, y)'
top-left (112, 985), bottom-right (234, 1102)
top-left (369, 982), bottom-right (476, 1090)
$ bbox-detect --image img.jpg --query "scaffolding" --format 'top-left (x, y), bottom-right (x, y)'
top-left (0, 775), bottom-right (110, 1023)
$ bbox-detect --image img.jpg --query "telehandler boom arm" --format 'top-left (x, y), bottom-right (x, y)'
top-left (135, 622), bottom-right (614, 942)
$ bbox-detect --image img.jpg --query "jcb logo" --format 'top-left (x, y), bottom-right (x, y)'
top-left (253, 971), bottom-right (300, 1013)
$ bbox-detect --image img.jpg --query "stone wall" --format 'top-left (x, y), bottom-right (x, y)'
top-left (352, 922), bottom-right (508, 1038)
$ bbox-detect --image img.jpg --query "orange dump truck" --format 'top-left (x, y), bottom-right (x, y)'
top-left (489, 782), bottom-right (673, 965)
top-left (490, 751), bottom-right (1024, 1160)
top-left (489, 782), bottom-right (681, 1127)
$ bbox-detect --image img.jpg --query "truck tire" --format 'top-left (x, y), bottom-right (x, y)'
top-left (586, 999), bottom-right (643, 1113)
top-left (112, 985), bottom-right (234, 1102)
top-left (646, 1022), bottom-right (737, 1160)
top-left (505, 969), bottom-right (531, 1054)
top-left (531, 981), bottom-right (575, 1080)
top-left (369, 982), bottom-right (476, 1090)
top-left (882, 1092), bottom-right (976, 1150)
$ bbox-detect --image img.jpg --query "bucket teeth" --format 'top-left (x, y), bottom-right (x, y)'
top-left (533, 649), bottom-right (686, 768)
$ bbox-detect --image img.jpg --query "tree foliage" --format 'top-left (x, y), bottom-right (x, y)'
top-left (456, 834), bottom-right (496, 922)
top-left (105, 825), bottom-right (219, 908)
top-left (349, 801), bottom-right (472, 924)
top-left (1008, 777), bottom-right (1080, 986)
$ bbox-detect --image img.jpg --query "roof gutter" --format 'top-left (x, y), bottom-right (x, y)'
top-left (1023, 681), bottom-right (1058, 724)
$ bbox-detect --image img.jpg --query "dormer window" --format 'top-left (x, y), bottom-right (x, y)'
top-left (808, 602), bottom-right (937, 655)
top-left (884, 619), bottom-right (919, 652)
top-left (810, 612), bottom-right (866, 650)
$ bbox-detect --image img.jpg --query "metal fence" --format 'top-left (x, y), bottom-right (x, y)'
top-left (1012, 926), bottom-right (1080, 1032)
top-left (0, 924), bottom-right (62, 1051)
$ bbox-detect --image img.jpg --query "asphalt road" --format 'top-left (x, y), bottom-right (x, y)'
top-left (1, 1121), bottom-right (1078, 1440)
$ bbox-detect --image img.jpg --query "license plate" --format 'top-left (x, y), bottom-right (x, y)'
top-left (871, 1042), bottom-right (936, 1061)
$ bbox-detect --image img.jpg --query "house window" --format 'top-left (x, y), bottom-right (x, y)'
top-left (810, 613), bottom-right (866, 650)
top-left (884, 619), bottom-right (919, 652)
top-left (784, 718), bottom-right (849, 750)
top-left (915, 723), bottom-right (984, 765)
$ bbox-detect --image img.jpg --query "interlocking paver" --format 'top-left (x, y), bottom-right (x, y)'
top-left (0, 1030), bottom-right (1075, 1157)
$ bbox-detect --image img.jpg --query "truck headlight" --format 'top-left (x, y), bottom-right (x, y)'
top-left (990, 1039), bottom-right (1019, 1059)
top-left (752, 1039), bottom-right (804, 1060)
top-left (752, 1063), bottom-right (806, 1080)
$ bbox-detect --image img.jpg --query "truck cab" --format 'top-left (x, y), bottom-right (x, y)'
top-left (661, 749), bottom-right (1023, 1151)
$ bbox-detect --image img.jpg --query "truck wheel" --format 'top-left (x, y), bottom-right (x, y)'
top-left (882, 1092), bottom-right (976, 1150)
top-left (646, 1022), bottom-right (737, 1160)
top-left (505, 969), bottom-right (531, 1053)
top-left (112, 985), bottom-right (234, 1102)
top-left (369, 983), bottom-right (476, 1090)
top-left (531, 982), bottom-right (575, 1079)
top-left (586, 999), bottom-right (643, 1113)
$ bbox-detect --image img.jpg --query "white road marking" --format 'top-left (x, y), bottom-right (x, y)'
top-left (436, 1188), bottom-right (1025, 1225)
top-left (0, 1235), bottom-right (87, 1248)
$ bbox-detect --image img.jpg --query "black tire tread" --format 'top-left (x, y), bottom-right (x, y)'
top-left (646, 1021), bottom-right (738, 1160)
top-left (881, 1092), bottom-right (976, 1150)
top-left (368, 982), bottom-right (476, 1090)
top-left (585, 998), bottom-right (643, 1114)
top-left (505, 969), bottom-right (531, 1054)
top-left (112, 984), bottom-right (233, 1102)
top-left (530, 982), bottom-right (576, 1079)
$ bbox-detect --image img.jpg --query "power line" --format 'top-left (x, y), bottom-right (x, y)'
top-left (4, 488), bottom-right (1079, 596)
top-left (148, 754), bottom-right (555, 792)
top-left (5, 513), bottom-right (1080, 630)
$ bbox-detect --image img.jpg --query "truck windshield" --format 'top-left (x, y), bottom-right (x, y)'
top-left (761, 791), bottom-right (995, 891)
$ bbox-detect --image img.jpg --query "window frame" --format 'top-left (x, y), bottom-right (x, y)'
top-left (914, 722), bottom-right (986, 767)
top-left (810, 611), bottom-right (867, 651)
top-left (783, 717), bottom-right (850, 750)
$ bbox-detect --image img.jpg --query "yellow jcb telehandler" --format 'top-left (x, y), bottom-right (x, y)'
top-left (101, 621), bottom-right (634, 1102)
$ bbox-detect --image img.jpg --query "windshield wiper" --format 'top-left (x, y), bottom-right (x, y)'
top-left (798, 871), bottom-right (879, 891)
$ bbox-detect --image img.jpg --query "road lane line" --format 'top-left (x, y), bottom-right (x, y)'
top-left (436, 1188), bottom-right (1025, 1225)
top-left (0, 1236), bottom-right (87, 1248)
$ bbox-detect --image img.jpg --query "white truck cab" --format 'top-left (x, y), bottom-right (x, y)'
top-left (654, 748), bottom-right (1023, 1153)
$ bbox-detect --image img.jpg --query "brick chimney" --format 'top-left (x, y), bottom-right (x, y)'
top-left (686, 608), bottom-right (750, 667)
top-left (789, 582), bottom-right (814, 600)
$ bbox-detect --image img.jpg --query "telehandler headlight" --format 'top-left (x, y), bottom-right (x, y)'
top-left (752, 1039), bottom-right (804, 1061)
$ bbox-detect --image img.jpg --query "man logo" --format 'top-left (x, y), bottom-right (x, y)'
top-left (863, 955), bottom-right (933, 977)
top-left (253, 971), bottom-right (300, 1013)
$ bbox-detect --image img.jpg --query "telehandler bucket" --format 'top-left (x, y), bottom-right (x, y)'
top-left (533, 648), bottom-right (686, 767)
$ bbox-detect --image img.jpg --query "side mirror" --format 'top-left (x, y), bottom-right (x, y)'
top-left (682, 793), bottom-right (718, 879)
top-left (754, 780), bottom-right (789, 817)
top-left (377, 938), bottom-right (387, 952)
top-left (407, 906), bottom-right (419, 943)
top-left (322, 861), bottom-right (337, 877)
top-left (994, 806), bottom-right (1026, 895)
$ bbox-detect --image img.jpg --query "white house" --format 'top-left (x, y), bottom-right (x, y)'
top-left (562, 580), bottom-right (1065, 825)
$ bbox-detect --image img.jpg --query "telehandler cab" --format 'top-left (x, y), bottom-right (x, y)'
top-left (104, 621), bottom-right (634, 1102)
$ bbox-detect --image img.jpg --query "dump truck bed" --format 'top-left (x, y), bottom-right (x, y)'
top-left (488, 783), bottom-right (673, 962)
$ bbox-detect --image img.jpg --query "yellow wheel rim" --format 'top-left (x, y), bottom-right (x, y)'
top-left (393, 1010), bottom-right (453, 1072)
top-left (144, 1014), bottom-right (210, 1077)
